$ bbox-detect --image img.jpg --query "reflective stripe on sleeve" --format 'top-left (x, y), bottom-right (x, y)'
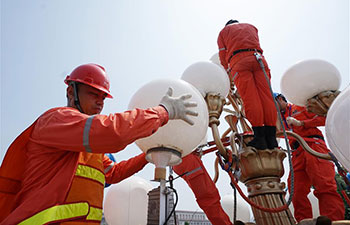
top-left (83, 116), bottom-right (95, 153)
top-left (86, 206), bottom-right (103, 221)
top-left (184, 166), bottom-right (202, 177)
top-left (219, 47), bottom-right (226, 51)
top-left (232, 72), bottom-right (239, 81)
top-left (104, 162), bottom-right (115, 174)
top-left (19, 202), bottom-right (89, 225)
top-left (75, 164), bottom-right (105, 185)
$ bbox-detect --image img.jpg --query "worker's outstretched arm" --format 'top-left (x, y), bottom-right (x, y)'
top-left (30, 106), bottom-right (169, 153)
top-left (104, 153), bottom-right (148, 184)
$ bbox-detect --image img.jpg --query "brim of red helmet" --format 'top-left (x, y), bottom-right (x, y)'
top-left (65, 79), bottom-right (113, 98)
top-left (90, 85), bottom-right (113, 99)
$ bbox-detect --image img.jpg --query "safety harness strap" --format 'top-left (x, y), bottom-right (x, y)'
top-left (228, 48), bottom-right (262, 63)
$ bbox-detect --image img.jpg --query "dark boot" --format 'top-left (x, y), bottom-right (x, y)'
top-left (247, 126), bottom-right (267, 150)
top-left (316, 216), bottom-right (332, 225)
top-left (265, 126), bottom-right (278, 149)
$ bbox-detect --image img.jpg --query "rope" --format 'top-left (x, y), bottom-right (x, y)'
top-left (329, 152), bottom-right (350, 187)
top-left (201, 141), bottom-right (230, 155)
top-left (163, 171), bottom-right (178, 225)
top-left (163, 186), bottom-right (178, 225)
top-left (229, 171), bottom-right (289, 213)
top-left (206, 137), bottom-right (230, 147)
top-left (216, 151), bottom-right (289, 213)
top-left (167, 166), bottom-right (202, 183)
top-left (233, 184), bottom-right (237, 223)
top-left (254, 52), bottom-right (294, 207)
top-left (328, 152), bottom-right (350, 206)
top-left (216, 150), bottom-right (235, 173)
top-left (341, 190), bottom-right (350, 206)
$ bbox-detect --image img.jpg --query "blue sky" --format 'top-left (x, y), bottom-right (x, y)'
top-left (1, 0), bottom-right (349, 214)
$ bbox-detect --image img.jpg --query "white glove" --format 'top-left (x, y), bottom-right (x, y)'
top-left (286, 117), bottom-right (303, 126)
top-left (160, 87), bottom-right (198, 125)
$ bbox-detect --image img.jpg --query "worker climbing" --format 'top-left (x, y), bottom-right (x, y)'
top-left (217, 19), bottom-right (278, 150)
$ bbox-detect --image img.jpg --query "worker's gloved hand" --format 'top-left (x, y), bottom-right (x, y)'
top-left (286, 117), bottom-right (303, 126)
top-left (160, 87), bottom-right (198, 125)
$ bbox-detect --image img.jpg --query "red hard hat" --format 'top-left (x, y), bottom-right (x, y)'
top-left (65, 63), bottom-right (113, 98)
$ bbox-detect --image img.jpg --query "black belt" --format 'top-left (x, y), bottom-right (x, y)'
top-left (291, 135), bottom-right (324, 150)
top-left (228, 48), bottom-right (262, 62)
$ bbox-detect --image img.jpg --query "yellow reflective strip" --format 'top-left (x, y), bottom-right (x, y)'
top-left (87, 206), bottom-right (103, 221)
top-left (19, 202), bottom-right (89, 225)
top-left (75, 164), bottom-right (105, 185)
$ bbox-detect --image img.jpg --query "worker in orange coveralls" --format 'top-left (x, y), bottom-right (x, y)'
top-left (274, 93), bottom-right (345, 222)
top-left (217, 20), bottom-right (278, 150)
top-left (173, 153), bottom-right (233, 225)
top-left (0, 63), bottom-right (198, 225)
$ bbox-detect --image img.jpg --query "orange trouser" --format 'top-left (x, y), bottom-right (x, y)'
top-left (173, 153), bottom-right (232, 225)
top-left (288, 141), bottom-right (345, 222)
top-left (230, 53), bottom-right (277, 126)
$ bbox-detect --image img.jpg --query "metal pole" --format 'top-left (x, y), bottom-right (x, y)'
top-left (159, 179), bottom-right (167, 225)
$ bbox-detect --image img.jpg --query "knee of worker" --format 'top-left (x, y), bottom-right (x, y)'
top-left (245, 109), bottom-right (264, 127)
top-left (290, 180), bottom-right (312, 197)
top-left (311, 170), bottom-right (337, 187)
top-left (174, 160), bottom-right (212, 189)
top-left (263, 106), bottom-right (277, 126)
top-left (292, 189), bottom-right (313, 205)
top-left (308, 163), bottom-right (337, 191)
top-left (189, 176), bottom-right (221, 201)
top-left (241, 92), bottom-right (264, 114)
top-left (173, 153), bottom-right (202, 176)
top-left (313, 182), bottom-right (340, 198)
top-left (195, 190), bottom-right (221, 208)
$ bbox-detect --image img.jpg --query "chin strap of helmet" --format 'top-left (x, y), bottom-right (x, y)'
top-left (71, 82), bottom-right (84, 113)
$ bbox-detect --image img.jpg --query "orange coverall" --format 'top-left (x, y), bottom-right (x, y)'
top-left (0, 106), bottom-right (168, 224)
top-left (281, 104), bottom-right (345, 221)
top-left (173, 153), bottom-right (232, 225)
top-left (217, 23), bottom-right (276, 127)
